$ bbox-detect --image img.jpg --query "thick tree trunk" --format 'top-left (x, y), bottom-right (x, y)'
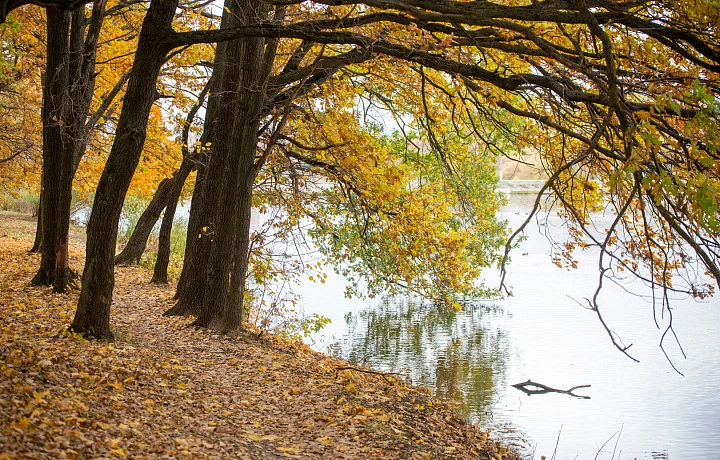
top-left (151, 158), bottom-right (193, 284)
top-left (33, 1), bottom-right (107, 290)
top-left (188, 7), bottom-right (248, 328)
top-left (193, 1), bottom-right (270, 333)
top-left (71, 0), bottom-right (176, 338)
top-left (32, 7), bottom-right (70, 287)
top-left (54, 1), bottom-right (107, 292)
top-left (52, 6), bottom-right (86, 293)
top-left (114, 176), bottom-right (174, 265)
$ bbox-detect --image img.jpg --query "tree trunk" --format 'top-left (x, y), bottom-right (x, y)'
top-left (187, 5), bottom-right (248, 328)
top-left (167, 154), bottom-right (208, 313)
top-left (168, 14), bottom-right (231, 316)
top-left (33, 0), bottom-right (107, 290)
top-left (193, 0), bottom-right (270, 333)
top-left (114, 176), bottom-right (174, 265)
top-left (224, 158), bottom-right (255, 332)
top-left (32, 7), bottom-right (70, 287)
top-left (71, 0), bottom-right (177, 338)
top-left (52, 6), bottom-right (88, 293)
top-left (30, 189), bottom-right (43, 253)
top-left (151, 158), bottom-right (193, 284)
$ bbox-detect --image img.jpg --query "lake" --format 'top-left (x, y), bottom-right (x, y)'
top-left (294, 192), bottom-right (720, 459)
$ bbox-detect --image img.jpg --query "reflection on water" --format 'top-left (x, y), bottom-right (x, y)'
top-left (304, 194), bottom-right (720, 459)
top-left (332, 299), bottom-right (511, 425)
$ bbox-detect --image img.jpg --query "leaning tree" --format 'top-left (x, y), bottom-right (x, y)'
top-left (70, 0), bottom-right (718, 359)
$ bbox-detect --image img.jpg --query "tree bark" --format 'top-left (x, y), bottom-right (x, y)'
top-left (32, 7), bottom-right (70, 287)
top-left (71, 0), bottom-right (176, 338)
top-left (114, 176), bottom-right (174, 265)
top-left (193, 0), bottom-right (271, 333)
top-left (0, 0), bottom-right (89, 25)
top-left (151, 158), bottom-right (193, 284)
top-left (224, 160), bottom-right (255, 331)
top-left (30, 188), bottom-right (43, 253)
top-left (167, 154), bottom-right (208, 314)
top-left (168, 12), bottom-right (231, 316)
top-left (188, 1), bottom-right (249, 328)
top-left (32, 1), bottom-right (108, 291)
top-left (52, 6), bottom-right (87, 293)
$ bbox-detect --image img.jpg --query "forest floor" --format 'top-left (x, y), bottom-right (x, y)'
top-left (0, 212), bottom-right (521, 459)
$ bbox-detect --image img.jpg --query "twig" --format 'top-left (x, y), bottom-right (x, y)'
top-left (550, 424), bottom-right (562, 460)
top-left (512, 379), bottom-right (591, 399)
top-left (334, 366), bottom-right (400, 383)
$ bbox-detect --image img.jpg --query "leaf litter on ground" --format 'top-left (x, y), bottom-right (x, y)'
top-left (0, 213), bottom-right (520, 459)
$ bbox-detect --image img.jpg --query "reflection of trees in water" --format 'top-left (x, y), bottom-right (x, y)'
top-left (336, 297), bottom-right (510, 423)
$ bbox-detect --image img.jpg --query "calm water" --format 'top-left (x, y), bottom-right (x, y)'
top-left (297, 194), bottom-right (720, 459)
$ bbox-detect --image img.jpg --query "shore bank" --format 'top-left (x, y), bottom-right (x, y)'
top-left (0, 212), bottom-right (520, 459)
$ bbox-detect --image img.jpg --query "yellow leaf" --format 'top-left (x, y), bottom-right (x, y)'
top-left (109, 447), bottom-right (126, 457)
top-left (177, 382), bottom-right (189, 390)
top-left (240, 431), bottom-right (265, 442)
top-left (17, 416), bottom-right (30, 430)
top-left (174, 438), bottom-right (189, 448)
top-left (208, 421), bottom-right (218, 427)
top-left (33, 390), bottom-right (49, 404)
top-left (316, 436), bottom-right (333, 446)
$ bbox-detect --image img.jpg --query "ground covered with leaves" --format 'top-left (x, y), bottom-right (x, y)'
top-left (0, 213), bottom-right (520, 459)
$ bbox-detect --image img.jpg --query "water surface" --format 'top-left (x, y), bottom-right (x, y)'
top-left (300, 195), bottom-right (720, 459)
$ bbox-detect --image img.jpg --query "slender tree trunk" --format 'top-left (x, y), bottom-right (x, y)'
top-left (31, 73), bottom-right (47, 255)
top-left (71, 0), bottom-right (176, 338)
top-left (32, 7), bottom-right (70, 287)
top-left (224, 154), bottom-right (255, 332)
top-left (168, 155), bottom-right (207, 312)
top-left (151, 158), bottom-right (193, 284)
top-left (114, 176), bottom-right (174, 265)
top-left (167, 14), bottom-right (230, 316)
top-left (30, 190), bottom-right (43, 253)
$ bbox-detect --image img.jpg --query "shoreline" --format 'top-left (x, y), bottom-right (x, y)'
top-left (0, 212), bottom-right (521, 459)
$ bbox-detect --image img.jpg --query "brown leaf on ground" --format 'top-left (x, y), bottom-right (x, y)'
top-left (0, 213), bottom-right (521, 459)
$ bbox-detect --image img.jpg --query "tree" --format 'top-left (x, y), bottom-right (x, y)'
top-left (31, 0), bottom-right (130, 292)
top-left (65, 0), bottom-right (719, 356)
top-left (243, 0), bottom-right (718, 359)
top-left (113, 175), bottom-right (175, 266)
top-left (70, 0), bottom-right (179, 337)
top-left (0, 10), bottom-right (44, 248)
